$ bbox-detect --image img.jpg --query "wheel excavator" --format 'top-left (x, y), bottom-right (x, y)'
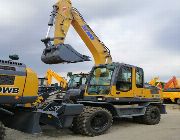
top-left (0, 56), bottom-right (83, 138)
top-left (40, 0), bottom-right (166, 136)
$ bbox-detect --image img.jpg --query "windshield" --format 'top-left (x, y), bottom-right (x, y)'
top-left (68, 75), bottom-right (87, 89)
top-left (87, 66), bottom-right (114, 95)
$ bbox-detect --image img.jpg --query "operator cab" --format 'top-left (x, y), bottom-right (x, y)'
top-left (67, 73), bottom-right (88, 89)
top-left (85, 63), bottom-right (161, 102)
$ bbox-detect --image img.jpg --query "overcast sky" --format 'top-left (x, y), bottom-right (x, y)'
top-left (0, 0), bottom-right (180, 82)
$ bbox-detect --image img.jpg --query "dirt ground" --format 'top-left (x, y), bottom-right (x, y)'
top-left (5, 104), bottom-right (180, 140)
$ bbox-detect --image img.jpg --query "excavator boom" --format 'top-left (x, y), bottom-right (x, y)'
top-left (41, 0), bottom-right (112, 65)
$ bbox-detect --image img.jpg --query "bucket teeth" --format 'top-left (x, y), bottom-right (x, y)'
top-left (41, 44), bottom-right (90, 64)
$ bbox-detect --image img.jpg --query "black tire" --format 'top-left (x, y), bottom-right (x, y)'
top-left (142, 105), bottom-right (161, 125)
top-left (75, 106), bottom-right (113, 136)
top-left (69, 117), bottom-right (81, 134)
top-left (176, 99), bottom-right (180, 105)
top-left (0, 121), bottom-right (5, 140)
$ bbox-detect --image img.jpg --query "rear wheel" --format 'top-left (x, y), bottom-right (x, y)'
top-left (0, 121), bottom-right (5, 140)
top-left (74, 106), bottom-right (113, 136)
top-left (142, 105), bottom-right (161, 125)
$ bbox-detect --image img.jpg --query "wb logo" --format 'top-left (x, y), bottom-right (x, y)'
top-left (0, 87), bottom-right (19, 94)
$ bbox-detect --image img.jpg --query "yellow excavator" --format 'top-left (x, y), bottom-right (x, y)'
top-left (37, 69), bottom-right (68, 104)
top-left (39, 69), bottom-right (67, 89)
top-left (40, 0), bottom-right (166, 136)
top-left (0, 55), bottom-right (83, 138)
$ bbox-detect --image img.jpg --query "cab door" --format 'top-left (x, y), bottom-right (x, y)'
top-left (115, 66), bottom-right (134, 97)
top-left (134, 68), bottom-right (144, 97)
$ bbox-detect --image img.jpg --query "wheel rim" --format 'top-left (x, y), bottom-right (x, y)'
top-left (90, 113), bottom-right (109, 132)
top-left (150, 110), bottom-right (159, 120)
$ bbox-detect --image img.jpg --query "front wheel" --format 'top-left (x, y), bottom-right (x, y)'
top-left (75, 106), bottom-right (113, 136)
top-left (142, 105), bottom-right (161, 125)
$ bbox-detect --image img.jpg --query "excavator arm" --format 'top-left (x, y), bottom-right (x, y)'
top-left (46, 69), bottom-right (67, 89)
top-left (164, 76), bottom-right (180, 89)
top-left (41, 0), bottom-right (112, 65)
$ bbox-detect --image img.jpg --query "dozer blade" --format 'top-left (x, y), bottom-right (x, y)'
top-left (41, 44), bottom-right (90, 64)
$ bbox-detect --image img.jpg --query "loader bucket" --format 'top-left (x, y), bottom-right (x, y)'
top-left (41, 44), bottom-right (90, 64)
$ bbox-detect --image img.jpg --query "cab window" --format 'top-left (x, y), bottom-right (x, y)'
top-left (136, 68), bottom-right (144, 88)
top-left (116, 66), bottom-right (132, 91)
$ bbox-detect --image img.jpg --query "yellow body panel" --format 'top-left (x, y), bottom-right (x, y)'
top-left (162, 91), bottom-right (180, 102)
top-left (23, 68), bottom-right (38, 97)
top-left (0, 75), bottom-right (26, 97)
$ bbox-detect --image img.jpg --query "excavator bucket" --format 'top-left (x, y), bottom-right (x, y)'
top-left (41, 44), bottom-right (90, 64)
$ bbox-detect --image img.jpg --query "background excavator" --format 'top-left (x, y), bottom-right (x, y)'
top-left (39, 69), bottom-right (67, 89)
top-left (38, 69), bottom-right (68, 102)
top-left (40, 0), bottom-right (166, 136)
top-left (163, 76), bottom-right (180, 104)
top-left (149, 76), bottom-right (180, 104)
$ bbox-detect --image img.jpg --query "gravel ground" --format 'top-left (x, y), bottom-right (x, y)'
top-left (5, 104), bottom-right (180, 140)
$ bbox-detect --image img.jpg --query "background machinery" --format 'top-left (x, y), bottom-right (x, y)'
top-left (38, 69), bottom-right (68, 102)
top-left (149, 76), bottom-right (180, 104)
top-left (45, 69), bottom-right (67, 89)
top-left (40, 0), bottom-right (166, 136)
top-left (163, 76), bottom-right (180, 104)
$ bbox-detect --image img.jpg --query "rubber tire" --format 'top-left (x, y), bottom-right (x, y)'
top-left (142, 105), bottom-right (161, 125)
top-left (75, 106), bottom-right (113, 136)
top-left (69, 117), bottom-right (81, 134)
top-left (176, 99), bottom-right (180, 105)
top-left (0, 121), bottom-right (5, 140)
